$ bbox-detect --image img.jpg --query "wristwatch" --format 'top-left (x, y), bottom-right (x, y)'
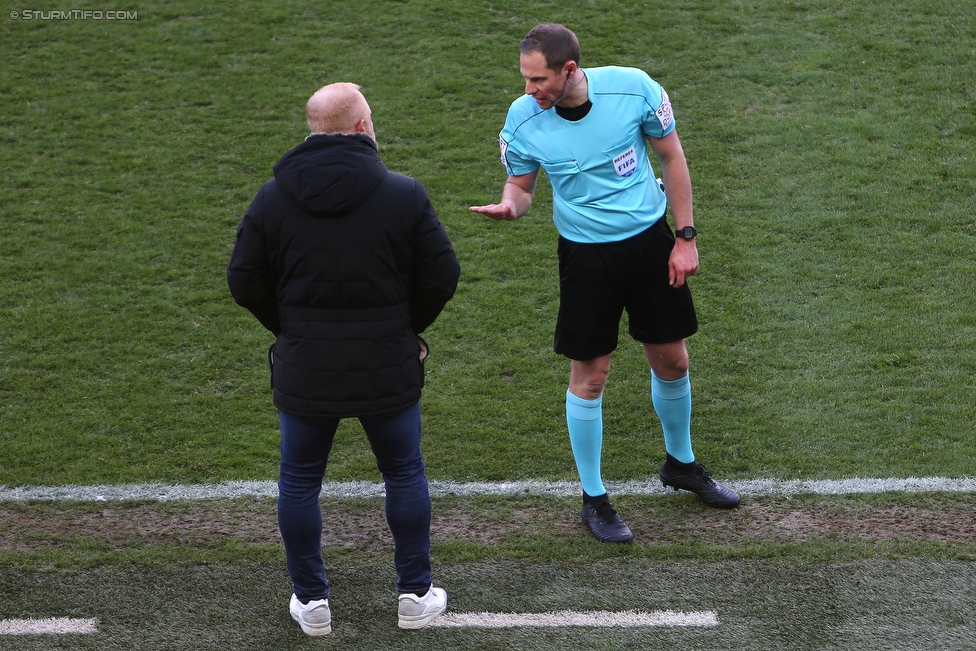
top-left (675, 225), bottom-right (697, 240)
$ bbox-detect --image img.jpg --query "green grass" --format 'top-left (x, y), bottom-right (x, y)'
top-left (1, 0), bottom-right (975, 487)
top-left (1, 559), bottom-right (972, 650)
top-left (3, 6), bottom-right (975, 648)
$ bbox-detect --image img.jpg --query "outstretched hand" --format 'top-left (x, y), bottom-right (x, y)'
top-left (469, 201), bottom-right (519, 221)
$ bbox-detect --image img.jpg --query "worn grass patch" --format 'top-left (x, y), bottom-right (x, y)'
top-left (3, 493), bottom-right (976, 571)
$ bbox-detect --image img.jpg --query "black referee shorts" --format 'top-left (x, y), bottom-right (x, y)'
top-left (553, 216), bottom-right (698, 361)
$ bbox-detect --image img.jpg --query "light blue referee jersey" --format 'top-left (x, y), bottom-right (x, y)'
top-left (499, 66), bottom-right (675, 244)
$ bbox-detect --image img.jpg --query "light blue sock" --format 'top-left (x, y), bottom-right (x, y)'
top-left (651, 371), bottom-right (695, 464)
top-left (566, 390), bottom-right (605, 497)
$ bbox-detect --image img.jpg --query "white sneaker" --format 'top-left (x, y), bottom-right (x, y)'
top-left (397, 585), bottom-right (447, 629)
top-left (289, 593), bottom-right (332, 636)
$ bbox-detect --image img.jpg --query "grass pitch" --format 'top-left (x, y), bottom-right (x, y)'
top-left (1, 3), bottom-right (976, 646)
top-left (3, 0), bottom-right (974, 487)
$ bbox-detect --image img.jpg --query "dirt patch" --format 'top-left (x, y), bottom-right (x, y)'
top-left (2, 494), bottom-right (975, 554)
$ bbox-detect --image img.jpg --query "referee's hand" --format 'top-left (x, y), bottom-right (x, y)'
top-left (669, 239), bottom-right (699, 288)
top-left (469, 201), bottom-right (519, 221)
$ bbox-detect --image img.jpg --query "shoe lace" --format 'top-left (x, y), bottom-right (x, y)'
top-left (594, 499), bottom-right (619, 522)
top-left (696, 463), bottom-right (717, 485)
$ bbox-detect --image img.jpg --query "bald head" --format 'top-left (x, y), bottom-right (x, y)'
top-left (306, 82), bottom-right (374, 140)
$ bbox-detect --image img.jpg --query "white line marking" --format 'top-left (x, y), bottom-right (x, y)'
top-left (0, 618), bottom-right (98, 635)
top-left (0, 477), bottom-right (974, 502)
top-left (430, 610), bottom-right (718, 628)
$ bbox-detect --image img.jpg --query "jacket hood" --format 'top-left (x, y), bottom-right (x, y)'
top-left (272, 133), bottom-right (388, 216)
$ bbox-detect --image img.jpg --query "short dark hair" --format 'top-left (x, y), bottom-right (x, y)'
top-left (520, 23), bottom-right (580, 71)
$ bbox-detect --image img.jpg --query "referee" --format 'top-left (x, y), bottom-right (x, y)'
top-left (471, 23), bottom-right (739, 543)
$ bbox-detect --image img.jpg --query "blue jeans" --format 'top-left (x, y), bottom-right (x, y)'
top-left (277, 402), bottom-right (432, 602)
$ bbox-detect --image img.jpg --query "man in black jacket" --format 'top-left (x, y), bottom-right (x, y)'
top-left (228, 82), bottom-right (460, 635)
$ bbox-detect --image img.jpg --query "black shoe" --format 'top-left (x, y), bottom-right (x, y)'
top-left (660, 455), bottom-right (741, 509)
top-left (580, 494), bottom-right (634, 543)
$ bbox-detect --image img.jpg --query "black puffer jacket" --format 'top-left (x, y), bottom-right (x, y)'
top-left (228, 133), bottom-right (460, 417)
